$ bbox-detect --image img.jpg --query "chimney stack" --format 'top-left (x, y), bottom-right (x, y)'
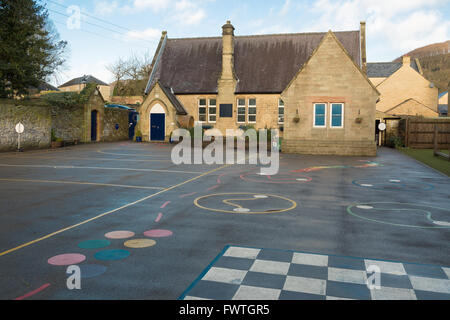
top-left (360, 21), bottom-right (367, 74)
top-left (402, 55), bottom-right (411, 66)
top-left (221, 20), bottom-right (235, 81)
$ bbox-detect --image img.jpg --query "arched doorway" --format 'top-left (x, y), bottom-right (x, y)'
top-left (91, 110), bottom-right (99, 142)
top-left (150, 104), bottom-right (165, 141)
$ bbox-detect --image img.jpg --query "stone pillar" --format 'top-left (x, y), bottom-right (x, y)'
top-left (402, 55), bottom-right (411, 66)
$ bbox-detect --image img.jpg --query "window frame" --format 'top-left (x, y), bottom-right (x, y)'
top-left (198, 99), bottom-right (207, 123)
top-left (313, 103), bottom-right (327, 128)
top-left (248, 98), bottom-right (257, 124)
top-left (208, 99), bottom-right (217, 123)
top-left (330, 103), bottom-right (344, 128)
top-left (278, 99), bottom-right (284, 124)
top-left (237, 98), bottom-right (246, 124)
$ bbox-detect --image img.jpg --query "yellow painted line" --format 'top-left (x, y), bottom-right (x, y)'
top-left (0, 178), bottom-right (165, 190)
top-left (0, 163), bottom-right (202, 174)
top-left (223, 198), bottom-right (258, 209)
top-left (194, 193), bottom-right (297, 214)
top-left (0, 163), bottom-right (231, 257)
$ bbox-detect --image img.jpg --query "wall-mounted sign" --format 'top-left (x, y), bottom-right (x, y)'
top-left (115, 124), bottom-right (119, 130)
top-left (15, 122), bottom-right (24, 134)
top-left (219, 104), bottom-right (233, 118)
top-left (378, 123), bottom-right (386, 131)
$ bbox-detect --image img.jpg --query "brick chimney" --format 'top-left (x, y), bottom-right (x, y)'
top-left (402, 55), bottom-right (411, 66)
top-left (360, 21), bottom-right (367, 74)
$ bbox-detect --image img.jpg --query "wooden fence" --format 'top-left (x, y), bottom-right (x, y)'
top-left (405, 118), bottom-right (450, 149)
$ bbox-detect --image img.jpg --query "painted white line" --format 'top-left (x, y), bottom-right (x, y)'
top-left (0, 178), bottom-right (165, 190)
top-left (0, 163), bottom-right (202, 174)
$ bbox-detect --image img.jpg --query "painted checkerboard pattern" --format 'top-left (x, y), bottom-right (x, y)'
top-left (179, 246), bottom-right (450, 300)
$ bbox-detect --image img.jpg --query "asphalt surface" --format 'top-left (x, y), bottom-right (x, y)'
top-left (0, 141), bottom-right (448, 299)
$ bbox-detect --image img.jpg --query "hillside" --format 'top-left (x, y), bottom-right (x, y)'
top-left (394, 41), bottom-right (449, 93)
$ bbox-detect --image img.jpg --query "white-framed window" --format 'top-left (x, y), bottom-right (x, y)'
top-left (278, 99), bottom-right (284, 124)
top-left (313, 103), bottom-right (327, 128)
top-left (198, 99), bottom-right (207, 123)
top-left (237, 98), bottom-right (246, 123)
top-left (330, 103), bottom-right (344, 128)
top-left (208, 99), bottom-right (217, 123)
top-left (248, 98), bottom-right (257, 123)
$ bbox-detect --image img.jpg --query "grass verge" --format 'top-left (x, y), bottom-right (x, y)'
top-left (400, 148), bottom-right (450, 177)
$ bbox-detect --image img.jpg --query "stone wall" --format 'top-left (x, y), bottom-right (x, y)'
top-left (0, 94), bottom-right (130, 152)
top-left (103, 108), bottom-right (129, 141)
top-left (51, 105), bottom-right (84, 142)
top-left (0, 101), bottom-right (51, 151)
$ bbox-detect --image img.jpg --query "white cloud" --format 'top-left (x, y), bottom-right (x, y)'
top-left (132, 0), bottom-right (172, 12)
top-left (94, 1), bottom-right (119, 16)
top-left (126, 27), bottom-right (161, 40)
top-left (171, 0), bottom-right (206, 26)
top-left (309, 0), bottom-right (450, 60)
top-left (280, 0), bottom-right (292, 16)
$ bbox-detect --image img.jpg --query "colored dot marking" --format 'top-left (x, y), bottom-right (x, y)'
top-left (105, 231), bottom-right (135, 239)
top-left (124, 239), bottom-right (157, 248)
top-left (79, 264), bottom-right (107, 278)
top-left (78, 239), bottom-right (111, 249)
top-left (361, 184), bottom-right (373, 187)
top-left (48, 253), bottom-right (86, 266)
top-left (233, 208), bottom-right (250, 212)
top-left (253, 195), bottom-right (268, 199)
top-left (94, 249), bottom-right (130, 261)
top-left (143, 229), bottom-right (173, 238)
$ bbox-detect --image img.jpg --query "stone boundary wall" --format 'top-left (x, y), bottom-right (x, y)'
top-left (103, 108), bottom-right (129, 142)
top-left (0, 102), bottom-right (51, 151)
top-left (0, 100), bottom-right (130, 152)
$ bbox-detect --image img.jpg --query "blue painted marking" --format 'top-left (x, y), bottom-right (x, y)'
top-left (94, 249), bottom-right (130, 261)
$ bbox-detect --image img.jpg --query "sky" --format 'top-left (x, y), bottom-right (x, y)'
top-left (43, 0), bottom-right (450, 87)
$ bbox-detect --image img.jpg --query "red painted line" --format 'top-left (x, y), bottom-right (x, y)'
top-left (206, 185), bottom-right (220, 191)
top-left (155, 213), bottom-right (163, 222)
top-left (160, 201), bottom-right (171, 209)
top-left (180, 192), bottom-right (197, 198)
top-left (15, 283), bottom-right (51, 300)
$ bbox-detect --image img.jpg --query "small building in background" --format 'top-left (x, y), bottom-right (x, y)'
top-left (58, 75), bottom-right (111, 101)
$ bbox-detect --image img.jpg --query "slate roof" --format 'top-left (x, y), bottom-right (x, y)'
top-left (147, 31), bottom-right (361, 94)
top-left (367, 61), bottom-right (420, 78)
top-left (59, 75), bottom-right (108, 88)
top-left (158, 81), bottom-right (187, 115)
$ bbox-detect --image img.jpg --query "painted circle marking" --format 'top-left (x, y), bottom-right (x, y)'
top-left (124, 239), bottom-right (157, 248)
top-left (347, 202), bottom-right (450, 229)
top-left (194, 193), bottom-right (297, 214)
top-left (143, 229), bottom-right (173, 238)
top-left (94, 249), bottom-right (130, 261)
top-left (105, 231), bottom-right (135, 239)
top-left (79, 264), bottom-right (107, 278)
top-left (48, 253), bottom-right (86, 266)
top-left (78, 239), bottom-right (111, 249)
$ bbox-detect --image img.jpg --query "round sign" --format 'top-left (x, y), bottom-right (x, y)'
top-left (15, 123), bottom-right (24, 134)
top-left (378, 123), bottom-right (386, 131)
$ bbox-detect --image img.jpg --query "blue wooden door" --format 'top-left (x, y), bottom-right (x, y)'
top-left (91, 110), bottom-right (98, 141)
top-left (150, 113), bottom-right (165, 141)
